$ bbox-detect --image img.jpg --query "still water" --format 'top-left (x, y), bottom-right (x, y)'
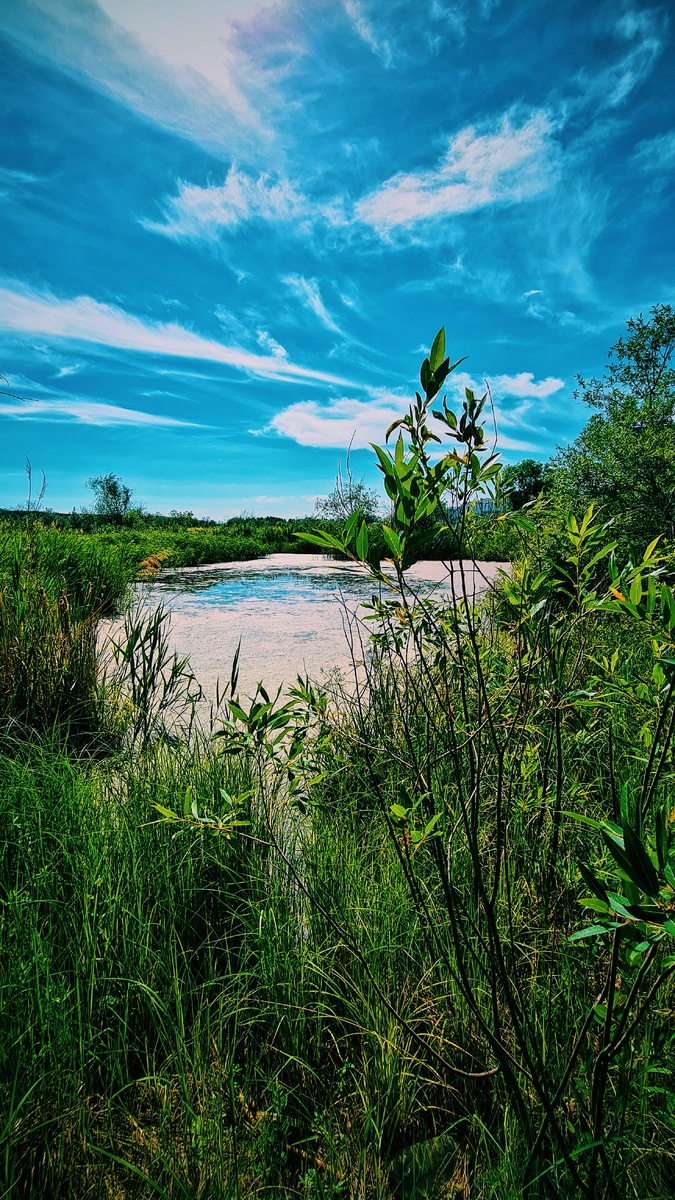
top-left (138, 553), bottom-right (501, 700)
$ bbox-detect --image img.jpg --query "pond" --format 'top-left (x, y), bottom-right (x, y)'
top-left (136, 553), bottom-right (503, 701)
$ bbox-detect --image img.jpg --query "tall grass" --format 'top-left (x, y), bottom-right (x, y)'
top-left (2, 582), bottom-right (674, 1196)
top-left (0, 733), bottom-right (464, 1198)
top-left (2, 346), bottom-right (675, 1195)
top-left (0, 526), bottom-right (135, 739)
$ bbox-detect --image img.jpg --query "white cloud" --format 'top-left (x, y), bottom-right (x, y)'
top-left (604, 9), bottom-right (663, 108)
top-left (98, 0), bottom-right (274, 90)
top-left (2, 0), bottom-right (270, 155)
top-left (144, 167), bottom-right (309, 241)
top-left (267, 366), bottom-right (565, 450)
top-left (342, 0), bottom-right (393, 65)
top-left (489, 372), bottom-right (564, 399)
top-left (634, 130), bottom-right (675, 174)
top-left (570, 9), bottom-right (663, 115)
top-left (268, 391), bottom-right (537, 451)
top-left (54, 363), bottom-right (83, 378)
top-left (282, 275), bottom-right (343, 334)
top-left (0, 281), bottom-right (356, 388)
top-left (256, 329), bottom-right (287, 358)
top-left (355, 109), bottom-right (558, 232)
top-left (145, 169), bottom-right (349, 244)
top-left (0, 396), bottom-right (197, 428)
top-left (269, 396), bottom-right (401, 448)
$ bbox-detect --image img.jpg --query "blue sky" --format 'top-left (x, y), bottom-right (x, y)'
top-left (0, 0), bottom-right (673, 517)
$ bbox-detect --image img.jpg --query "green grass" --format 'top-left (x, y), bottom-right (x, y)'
top-left (2, 515), bottom-right (675, 1197)
top-left (0, 736), bottom-right (455, 1198)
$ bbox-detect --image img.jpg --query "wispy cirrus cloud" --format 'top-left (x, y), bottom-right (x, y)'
top-left (145, 168), bottom-right (349, 246)
top-left (143, 167), bottom-right (311, 242)
top-left (634, 130), bottom-right (675, 174)
top-left (342, 0), bottom-right (393, 65)
top-left (355, 109), bottom-right (559, 233)
top-left (0, 167), bottom-right (41, 184)
top-left (256, 329), bottom-right (287, 358)
top-left (0, 395), bottom-right (198, 428)
top-left (598, 8), bottom-right (663, 109)
top-left (1, 0), bottom-right (271, 154)
top-left (98, 0), bottom-right (276, 92)
top-left (0, 281), bottom-right (356, 387)
top-left (281, 275), bottom-right (344, 334)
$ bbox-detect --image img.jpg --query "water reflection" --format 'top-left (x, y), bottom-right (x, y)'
top-left (152, 564), bottom-right (379, 607)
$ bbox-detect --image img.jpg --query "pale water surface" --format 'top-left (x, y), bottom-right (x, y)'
top-left (133, 553), bottom-right (503, 700)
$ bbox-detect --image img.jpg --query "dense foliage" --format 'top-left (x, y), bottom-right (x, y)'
top-left (2, 322), bottom-right (675, 1197)
top-left (550, 305), bottom-right (675, 547)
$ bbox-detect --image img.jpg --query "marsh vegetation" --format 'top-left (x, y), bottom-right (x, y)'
top-left (2, 314), bottom-right (675, 1198)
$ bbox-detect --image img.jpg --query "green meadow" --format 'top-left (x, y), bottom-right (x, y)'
top-left (2, 314), bottom-right (675, 1199)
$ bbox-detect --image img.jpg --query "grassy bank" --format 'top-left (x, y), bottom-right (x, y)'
top-left (1, 509), bottom-right (518, 581)
top-left (1, 504), bottom-right (675, 1198)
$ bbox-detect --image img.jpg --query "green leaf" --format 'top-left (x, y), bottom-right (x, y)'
top-left (619, 782), bottom-right (630, 829)
top-left (602, 831), bottom-right (648, 894)
top-left (643, 535), bottom-right (662, 562)
top-left (424, 813), bottom-right (441, 837)
top-left (297, 531), bottom-right (347, 553)
top-left (381, 525), bottom-right (401, 558)
top-left (562, 810), bottom-right (604, 832)
top-left (429, 327), bottom-right (446, 373)
top-left (344, 509), bottom-right (361, 545)
top-left (623, 822), bottom-right (660, 896)
top-left (663, 919), bottom-right (675, 936)
top-left (356, 520), bottom-right (369, 561)
top-left (664, 862), bottom-right (675, 890)
top-left (153, 803), bottom-right (179, 822)
top-left (626, 904), bottom-right (670, 925)
top-left (569, 924), bottom-right (617, 942)
top-left (579, 897), bottom-right (611, 914)
top-left (579, 861), bottom-right (609, 904)
top-left (606, 891), bottom-right (635, 919)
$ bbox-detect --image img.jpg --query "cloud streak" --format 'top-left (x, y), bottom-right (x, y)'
top-left (282, 275), bottom-right (343, 334)
top-left (355, 109), bottom-right (559, 232)
top-left (0, 395), bottom-right (197, 428)
top-left (0, 282), bottom-right (356, 387)
top-left (634, 130), bottom-right (675, 174)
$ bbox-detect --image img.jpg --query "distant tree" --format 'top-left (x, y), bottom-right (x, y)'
top-left (169, 509), bottom-right (195, 526)
top-left (550, 304), bottom-right (675, 545)
top-left (314, 456), bottom-right (382, 522)
top-left (502, 458), bottom-right (550, 509)
top-left (86, 473), bottom-right (133, 520)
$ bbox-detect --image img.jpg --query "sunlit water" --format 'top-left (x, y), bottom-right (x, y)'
top-left (127, 553), bottom-right (503, 701)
